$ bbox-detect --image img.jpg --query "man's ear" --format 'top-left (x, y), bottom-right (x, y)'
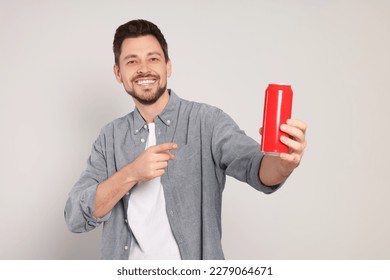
top-left (167, 59), bottom-right (172, 78)
top-left (113, 64), bottom-right (122, 83)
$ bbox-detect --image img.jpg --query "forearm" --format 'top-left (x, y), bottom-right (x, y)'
top-left (94, 164), bottom-right (138, 218)
top-left (259, 155), bottom-right (292, 187)
top-left (94, 142), bottom-right (177, 218)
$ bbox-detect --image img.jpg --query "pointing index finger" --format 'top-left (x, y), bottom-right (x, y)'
top-left (153, 142), bottom-right (178, 153)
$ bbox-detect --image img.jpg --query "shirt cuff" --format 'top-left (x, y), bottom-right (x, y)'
top-left (80, 183), bottom-right (111, 230)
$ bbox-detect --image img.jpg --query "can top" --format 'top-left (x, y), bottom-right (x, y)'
top-left (268, 83), bottom-right (291, 87)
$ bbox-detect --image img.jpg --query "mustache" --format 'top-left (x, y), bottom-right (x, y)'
top-left (131, 74), bottom-right (159, 82)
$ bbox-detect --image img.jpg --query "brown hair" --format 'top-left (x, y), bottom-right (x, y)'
top-left (113, 19), bottom-right (169, 65)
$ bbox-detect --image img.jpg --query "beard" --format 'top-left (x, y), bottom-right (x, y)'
top-left (125, 75), bottom-right (167, 105)
top-left (126, 85), bottom-right (166, 105)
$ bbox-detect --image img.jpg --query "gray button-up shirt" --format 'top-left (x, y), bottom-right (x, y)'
top-left (64, 90), bottom-right (282, 259)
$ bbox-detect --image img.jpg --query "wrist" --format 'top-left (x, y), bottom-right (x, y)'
top-left (124, 162), bottom-right (139, 185)
top-left (277, 159), bottom-right (293, 179)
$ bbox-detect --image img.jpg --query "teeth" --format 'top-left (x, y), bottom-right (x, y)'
top-left (136, 79), bottom-right (155, 85)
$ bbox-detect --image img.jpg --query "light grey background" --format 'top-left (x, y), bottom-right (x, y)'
top-left (1, 0), bottom-right (389, 259)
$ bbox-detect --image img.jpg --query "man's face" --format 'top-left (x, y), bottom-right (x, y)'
top-left (114, 35), bottom-right (171, 105)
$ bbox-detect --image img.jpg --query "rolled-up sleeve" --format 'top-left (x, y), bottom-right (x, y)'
top-left (64, 132), bottom-right (111, 233)
top-left (211, 109), bottom-right (283, 194)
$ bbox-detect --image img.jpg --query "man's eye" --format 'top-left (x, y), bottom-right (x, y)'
top-left (150, 57), bottom-right (159, 62)
top-left (127, 60), bottom-right (136, 64)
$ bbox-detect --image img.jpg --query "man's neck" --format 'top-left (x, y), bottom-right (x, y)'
top-left (134, 90), bottom-right (170, 123)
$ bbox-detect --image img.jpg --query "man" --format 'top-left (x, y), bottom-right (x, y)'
top-left (64, 19), bottom-right (307, 260)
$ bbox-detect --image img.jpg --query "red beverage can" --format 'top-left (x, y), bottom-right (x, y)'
top-left (261, 84), bottom-right (293, 156)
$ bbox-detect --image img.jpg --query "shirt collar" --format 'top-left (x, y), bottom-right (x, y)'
top-left (133, 106), bottom-right (147, 134)
top-left (132, 89), bottom-right (181, 134)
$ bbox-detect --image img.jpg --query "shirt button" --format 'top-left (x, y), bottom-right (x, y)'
top-left (144, 124), bottom-right (147, 129)
top-left (169, 210), bottom-right (174, 216)
top-left (124, 246), bottom-right (128, 250)
top-left (126, 192), bottom-right (130, 196)
top-left (141, 138), bottom-right (145, 143)
top-left (135, 129), bottom-right (138, 133)
top-left (125, 219), bottom-right (127, 223)
top-left (167, 120), bottom-right (171, 125)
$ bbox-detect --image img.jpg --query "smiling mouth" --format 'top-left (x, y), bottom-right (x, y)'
top-left (134, 79), bottom-right (157, 86)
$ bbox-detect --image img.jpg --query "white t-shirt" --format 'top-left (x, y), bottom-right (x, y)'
top-left (127, 122), bottom-right (181, 260)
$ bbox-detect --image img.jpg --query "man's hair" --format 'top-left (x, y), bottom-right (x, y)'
top-left (113, 19), bottom-right (169, 65)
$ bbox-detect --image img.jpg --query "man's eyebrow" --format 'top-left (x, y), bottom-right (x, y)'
top-left (122, 52), bottom-right (162, 61)
top-left (122, 54), bottom-right (137, 61)
top-left (147, 52), bottom-right (162, 57)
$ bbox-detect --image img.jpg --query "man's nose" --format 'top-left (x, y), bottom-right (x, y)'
top-left (136, 62), bottom-right (151, 74)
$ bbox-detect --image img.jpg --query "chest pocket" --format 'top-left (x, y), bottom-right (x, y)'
top-left (169, 139), bottom-right (201, 181)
